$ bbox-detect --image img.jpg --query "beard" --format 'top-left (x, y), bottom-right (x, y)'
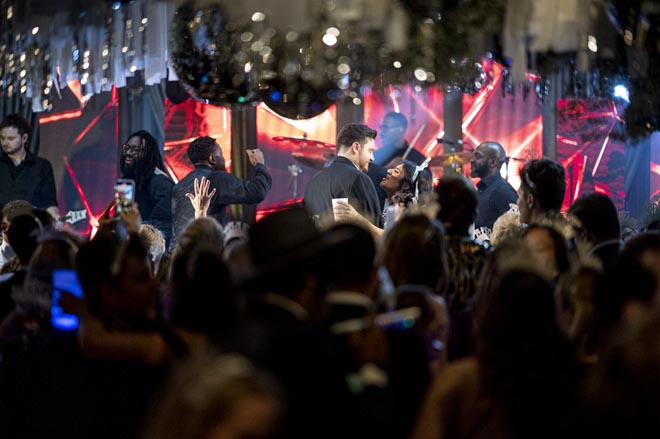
top-left (120, 154), bottom-right (137, 177)
top-left (470, 162), bottom-right (487, 178)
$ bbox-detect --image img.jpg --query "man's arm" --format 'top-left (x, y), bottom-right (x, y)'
top-left (213, 149), bottom-right (272, 204)
top-left (491, 182), bottom-right (519, 217)
top-left (147, 175), bottom-right (174, 245)
top-left (349, 173), bottom-right (382, 227)
top-left (38, 160), bottom-right (59, 221)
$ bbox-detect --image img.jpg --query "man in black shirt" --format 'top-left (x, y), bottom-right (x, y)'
top-left (303, 124), bottom-right (382, 227)
top-left (171, 136), bottom-right (272, 245)
top-left (373, 112), bottom-right (425, 166)
top-left (0, 114), bottom-right (58, 220)
top-left (470, 141), bottom-right (518, 234)
top-left (119, 130), bottom-right (174, 246)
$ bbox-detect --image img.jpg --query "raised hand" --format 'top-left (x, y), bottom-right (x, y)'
top-left (246, 148), bottom-right (265, 166)
top-left (185, 176), bottom-right (216, 218)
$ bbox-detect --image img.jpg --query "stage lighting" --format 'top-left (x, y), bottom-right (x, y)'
top-left (613, 84), bottom-right (629, 102)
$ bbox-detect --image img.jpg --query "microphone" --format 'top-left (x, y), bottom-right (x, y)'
top-left (436, 138), bottom-right (464, 145)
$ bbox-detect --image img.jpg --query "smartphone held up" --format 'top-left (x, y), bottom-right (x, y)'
top-left (51, 268), bottom-right (84, 331)
top-left (113, 178), bottom-right (135, 216)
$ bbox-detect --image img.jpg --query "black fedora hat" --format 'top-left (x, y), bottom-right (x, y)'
top-left (240, 205), bottom-right (356, 287)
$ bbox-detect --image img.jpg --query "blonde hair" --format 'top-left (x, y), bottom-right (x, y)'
top-left (138, 224), bottom-right (166, 274)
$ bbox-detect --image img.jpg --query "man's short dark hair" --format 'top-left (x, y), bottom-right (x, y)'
top-left (383, 112), bottom-right (408, 130)
top-left (520, 159), bottom-right (566, 213)
top-left (0, 113), bottom-right (31, 137)
top-left (187, 136), bottom-right (218, 163)
top-left (336, 124), bottom-right (377, 151)
top-left (568, 193), bottom-right (621, 243)
top-left (2, 200), bottom-right (34, 223)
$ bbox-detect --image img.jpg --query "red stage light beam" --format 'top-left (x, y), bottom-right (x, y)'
top-left (39, 109), bottom-right (83, 124)
top-left (73, 99), bottom-right (116, 145)
top-left (462, 130), bottom-right (481, 149)
top-left (557, 135), bottom-right (578, 146)
top-left (422, 61), bottom-right (503, 156)
top-left (462, 62), bottom-right (503, 130)
top-left (573, 155), bottom-right (588, 202)
top-left (509, 117), bottom-right (543, 158)
top-left (62, 155), bottom-right (97, 234)
top-left (593, 182), bottom-right (612, 197)
top-left (423, 130), bottom-right (444, 156)
top-left (411, 93), bottom-right (444, 126)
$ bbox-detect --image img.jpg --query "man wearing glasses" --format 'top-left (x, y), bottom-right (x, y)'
top-left (119, 130), bottom-right (174, 246)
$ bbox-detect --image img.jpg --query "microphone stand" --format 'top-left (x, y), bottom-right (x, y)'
top-left (288, 164), bottom-right (302, 201)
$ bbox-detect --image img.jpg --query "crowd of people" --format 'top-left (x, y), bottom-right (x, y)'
top-left (0, 112), bottom-right (659, 438)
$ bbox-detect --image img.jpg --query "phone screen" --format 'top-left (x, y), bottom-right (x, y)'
top-left (114, 179), bottom-right (135, 215)
top-left (51, 269), bottom-right (83, 331)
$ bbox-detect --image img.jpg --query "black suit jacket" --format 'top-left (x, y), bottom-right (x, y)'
top-left (303, 157), bottom-right (382, 226)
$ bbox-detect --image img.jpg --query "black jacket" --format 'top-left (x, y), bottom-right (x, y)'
top-left (171, 164), bottom-right (271, 244)
top-left (136, 172), bottom-right (174, 246)
top-left (0, 150), bottom-right (58, 211)
top-left (303, 157), bottom-right (382, 227)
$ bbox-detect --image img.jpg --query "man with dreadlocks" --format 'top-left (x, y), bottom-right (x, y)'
top-left (119, 130), bottom-right (174, 246)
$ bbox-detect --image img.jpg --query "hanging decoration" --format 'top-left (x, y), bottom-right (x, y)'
top-left (170, 1), bottom-right (263, 107)
top-left (0, 0), bottom-right (655, 141)
top-left (0, 0), bottom-right (173, 112)
top-left (0, 2), bottom-right (53, 112)
top-left (259, 29), bottom-right (335, 119)
top-left (314, 0), bottom-right (397, 107)
top-left (1, 0), bottom-right (511, 116)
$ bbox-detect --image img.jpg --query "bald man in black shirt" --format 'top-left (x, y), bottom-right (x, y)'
top-left (469, 141), bottom-right (517, 234)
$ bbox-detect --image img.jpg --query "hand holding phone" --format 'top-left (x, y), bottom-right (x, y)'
top-left (114, 178), bottom-right (135, 216)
